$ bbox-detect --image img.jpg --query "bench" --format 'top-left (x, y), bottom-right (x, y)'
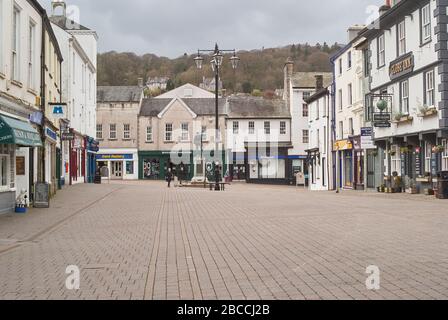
top-left (208, 182), bottom-right (229, 191)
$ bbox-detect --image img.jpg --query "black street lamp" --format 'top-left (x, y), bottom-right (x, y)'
top-left (195, 44), bottom-right (239, 190)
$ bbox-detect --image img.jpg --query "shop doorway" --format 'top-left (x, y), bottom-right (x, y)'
top-left (111, 161), bottom-right (123, 179)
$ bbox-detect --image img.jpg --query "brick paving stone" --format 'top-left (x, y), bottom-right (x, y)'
top-left (0, 181), bottom-right (447, 300)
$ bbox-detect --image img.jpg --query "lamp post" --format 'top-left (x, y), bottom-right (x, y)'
top-left (194, 43), bottom-right (240, 190)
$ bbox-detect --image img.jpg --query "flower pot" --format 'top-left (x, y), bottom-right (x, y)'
top-left (15, 206), bottom-right (27, 214)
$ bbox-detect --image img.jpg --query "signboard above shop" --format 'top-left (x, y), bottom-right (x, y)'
top-left (389, 53), bottom-right (414, 80)
top-left (96, 154), bottom-right (133, 160)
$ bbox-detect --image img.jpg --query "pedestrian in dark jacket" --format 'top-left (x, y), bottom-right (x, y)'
top-left (166, 169), bottom-right (172, 188)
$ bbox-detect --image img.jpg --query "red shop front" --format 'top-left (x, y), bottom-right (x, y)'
top-left (70, 132), bottom-right (86, 184)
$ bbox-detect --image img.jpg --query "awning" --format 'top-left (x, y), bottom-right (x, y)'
top-left (0, 115), bottom-right (42, 147)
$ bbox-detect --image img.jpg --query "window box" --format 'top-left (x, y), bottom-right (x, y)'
top-left (418, 107), bottom-right (438, 118)
top-left (392, 114), bottom-right (413, 124)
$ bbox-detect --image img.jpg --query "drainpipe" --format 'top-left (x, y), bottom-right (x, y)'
top-left (330, 57), bottom-right (338, 192)
top-left (40, 17), bottom-right (47, 185)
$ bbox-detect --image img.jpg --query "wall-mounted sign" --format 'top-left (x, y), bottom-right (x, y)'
top-left (389, 53), bottom-right (414, 80)
top-left (29, 111), bottom-right (43, 125)
top-left (333, 140), bottom-right (353, 151)
top-left (96, 154), bottom-right (133, 160)
top-left (49, 103), bottom-right (67, 119)
top-left (62, 132), bottom-right (75, 141)
top-left (16, 157), bottom-right (25, 175)
top-left (373, 113), bottom-right (391, 122)
top-left (45, 127), bottom-right (57, 141)
top-left (361, 127), bottom-right (376, 149)
top-left (374, 122), bottom-right (392, 128)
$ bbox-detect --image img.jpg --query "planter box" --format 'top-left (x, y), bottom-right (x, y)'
top-left (416, 177), bottom-right (431, 183)
top-left (418, 108), bottom-right (438, 117)
top-left (393, 116), bottom-right (414, 124)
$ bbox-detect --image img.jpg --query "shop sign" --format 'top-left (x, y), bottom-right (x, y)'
top-left (373, 113), bottom-right (391, 122)
top-left (374, 121), bottom-right (391, 128)
top-left (333, 140), bottom-right (353, 151)
top-left (45, 127), bottom-right (57, 141)
top-left (361, 127), bottom-right (376, 149)
top-left (49, 103), bottom-right (67, 119)
top-left (389, 53), bottom-right (414, 80)
top-left (96, 154), bottom-right (133, 160)
top-left (29, 111), bottom-right (43, 125)
top-left (62, 132), bottom-right (75, 141)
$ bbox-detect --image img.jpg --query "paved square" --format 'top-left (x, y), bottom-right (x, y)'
top-left (0, 181), bottom-right (447, 300)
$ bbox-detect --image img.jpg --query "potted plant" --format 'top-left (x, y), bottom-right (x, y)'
top-left (15, 193), bottom-right (28, 214)
top-left (406, 179), bottom-right (418, 194)
top-left (432, 145), bottom-right (444, 154)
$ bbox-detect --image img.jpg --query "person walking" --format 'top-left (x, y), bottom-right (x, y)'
top-left (166, 168), bottom-right (173, 188)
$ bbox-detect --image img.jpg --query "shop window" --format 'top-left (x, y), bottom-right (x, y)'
top-left (391, 146), bottom-right (401, 175)
top-left (126, 161), bottom-right (134, 175)
top-left (425, 142), bottom-right (432, 173)
top-left (0, 154), bottom-right (9, 190)
top-left (443, 140), bottom-right (448, 171)
top-left (258, 159), bottom-right (286, 179)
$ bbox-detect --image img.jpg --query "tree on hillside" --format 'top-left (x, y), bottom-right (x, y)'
top-left (242, 82), bottom-right (253, 94)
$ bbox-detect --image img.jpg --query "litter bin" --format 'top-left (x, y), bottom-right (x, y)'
top-left (437, 171), bottom-right (448, 199)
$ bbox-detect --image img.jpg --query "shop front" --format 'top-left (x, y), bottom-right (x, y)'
top-left (0, 114), bottom-right (42, 213)
top-left (86, 137), bottom-right (99, 183)
top-left (44, 125), bottom-right (58, 196)
top-left (97, 149), bottom-right (138, 180)
top-left (139, 151), bottom-right (195, 181)
top-left (245, 144), bottom-right (293, 185)
top-left (334, 139), bottom-right (354, 189)
top-left (70, 132), bottom-right (86, 184)
top-left (351, 136), bottom-right (365, 190)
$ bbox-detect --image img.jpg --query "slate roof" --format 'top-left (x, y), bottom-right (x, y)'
top-left (291, 72), bottom-right (333, 88)
top-left (139, 98), bottom-right (227, 117)
top-left (226, 97), bottom-right (290, 119)
top-left (49, 16), bottom-right (91, 31)
top-left (97, 86), bottom-right (142, 103)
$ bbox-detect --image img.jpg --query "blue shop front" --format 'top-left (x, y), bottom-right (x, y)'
top-left (86, 137), bottom-right (99, 183)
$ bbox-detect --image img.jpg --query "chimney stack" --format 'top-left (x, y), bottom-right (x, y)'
top-left (283, 57), bottom-right (294, 106)
top-left (347, 25), bottom-right (366, 43)
top-left (315, 75), bottom-right (323, 90)
top-left (379, 3), bottom-right (391, 16)
top-left (137, 77), bottom-right (144, 88)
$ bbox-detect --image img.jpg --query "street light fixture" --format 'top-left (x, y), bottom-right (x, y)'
top-left (195, 43), bottom-right (239, 190)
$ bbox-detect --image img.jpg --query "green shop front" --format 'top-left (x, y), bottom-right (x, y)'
top-left (139, 150), bottom-right (227, 181)
top-left (0, 114), bottom-right (42, 213)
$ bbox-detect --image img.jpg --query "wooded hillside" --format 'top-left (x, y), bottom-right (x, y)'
top-left (97, 43), bottom-right (342, 93)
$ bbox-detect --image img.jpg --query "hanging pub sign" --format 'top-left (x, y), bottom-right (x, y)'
top-left (371, 94), bottom-right (393, 128)
top-left (49, 103), bottom-right (67, 119)
top-left (389, 53), bottom-right (414, 80)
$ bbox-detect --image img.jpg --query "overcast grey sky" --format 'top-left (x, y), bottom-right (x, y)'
top-left (44, 0), bottom-right (384, 58)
